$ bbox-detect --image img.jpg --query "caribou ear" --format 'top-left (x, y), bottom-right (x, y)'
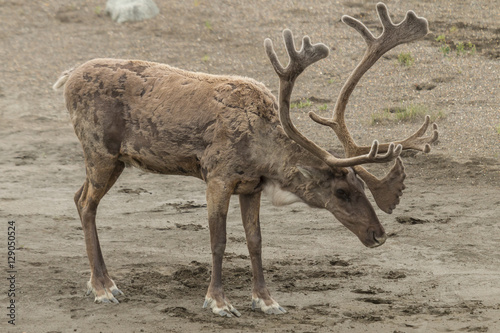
top-left (295, 165), bottom-right (325, 181)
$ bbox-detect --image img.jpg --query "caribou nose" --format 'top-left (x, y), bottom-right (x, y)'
top-left (373, 232), bottom-right (387, 246)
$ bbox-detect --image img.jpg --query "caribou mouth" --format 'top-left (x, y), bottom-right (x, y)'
top-left (360, 229), bottom-right (388, 248)
top-left (370, 232), bottom-right (388, 248)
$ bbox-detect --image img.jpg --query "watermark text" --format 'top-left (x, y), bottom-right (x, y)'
top-left (6, 220), bottom-right (16, 325)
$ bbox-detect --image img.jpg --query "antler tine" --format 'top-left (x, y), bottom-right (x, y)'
top-left (264, 29), bottom-right (329, 81)
top-left (341, 15), bottom-right (376, 46)
top-left (368, 141), bottom-right (403, 162)
top-left (264, 38), bottom-right (286, 78)
top-left (376, 3), bottom-right (429, 47)
top-left (342, 3), bottom-right (428, 52)
top-left (354, 116), bottom-right (439, 155)
top-left (354, 158), bottom-right (406, 214)
top-left (399, 116), bottom-right (439, 153)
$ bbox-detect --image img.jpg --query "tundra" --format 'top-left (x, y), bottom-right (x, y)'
top-left (54, 2), bottom-right (437, 317)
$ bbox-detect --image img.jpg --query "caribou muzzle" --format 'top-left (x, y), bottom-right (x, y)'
top-left (361, 227), bottom-right (387, 248)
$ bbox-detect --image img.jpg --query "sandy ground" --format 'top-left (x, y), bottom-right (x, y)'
top-left (0, 0), bottom-right (499, 332)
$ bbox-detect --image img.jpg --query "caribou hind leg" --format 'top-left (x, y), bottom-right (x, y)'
top-left (75, 160), bottom-right (125, 303)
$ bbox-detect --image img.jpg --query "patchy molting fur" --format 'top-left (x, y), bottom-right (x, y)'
top-left (53, 56), bottom-right (385, 316)
top-left (60, 58), bottom-right (283, 180)
top-left (57, 59), bottom-right (384, 235)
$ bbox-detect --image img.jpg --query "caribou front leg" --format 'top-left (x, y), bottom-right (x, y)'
top-left (239, 193), bottom-right (286, 314)
top-left (203, 178), bottom-right (241, 317)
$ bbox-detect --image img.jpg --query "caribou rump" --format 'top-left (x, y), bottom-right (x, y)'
top-left (53, 2), bottom-right (437, 317)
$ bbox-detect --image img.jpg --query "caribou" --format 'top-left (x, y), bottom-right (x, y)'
top-left (53, 2), bottom-right (437, 317)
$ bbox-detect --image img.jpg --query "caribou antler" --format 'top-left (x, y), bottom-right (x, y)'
top-left (264, 29), bottom-right (402, 168)
top-left (307, 3), bottom-right (436, 213)
top-left (308, 2), bottom-right (436, 157)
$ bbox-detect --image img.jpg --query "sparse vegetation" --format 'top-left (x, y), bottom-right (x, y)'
top-left (201, 55), bottom-right (210, 62)
top-left (204, 20), bottom-right (213, 31)
top-left (397, 52), bottom-right (414, 67)
top-left (436, 34), bottom-right (451, 56)
top-left (318, 104), bottom-right (328, 111)
top-left (455, 41), bottom-right (466, 55)
top-left (289, 99), bottom-right (328, 111)
top-left (291, 99), bottom-right (312, 109)
top-left (456, 41), bottom-right (476, 56)
top-left (496, 123), bottom-right (500, 134)
top-left (439, 44), bottom-right (451, 56)
top-left (371, 103), bottom-right (446, 125)
top-left (435, 34), bottom-right (446, 43)
top-left (467, 42), bottom-right (477, 54)
top-left (436, 33), bottom-right (476, 57)
top-left (94, 6), bottom-right (103, 16)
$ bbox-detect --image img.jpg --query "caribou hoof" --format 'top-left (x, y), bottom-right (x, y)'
top-left (203, 297), bottom-right (241, 317)
top-left (86, 279), bottom-right (124, 304)
top-left (252, 297), bottom-right (287, 314)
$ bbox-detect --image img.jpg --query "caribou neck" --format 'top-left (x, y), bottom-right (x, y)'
top-left (256, 126), bottom-right (333, 207)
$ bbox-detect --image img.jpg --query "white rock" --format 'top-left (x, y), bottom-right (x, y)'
top-left (106, 0), bottom-right (159, 23)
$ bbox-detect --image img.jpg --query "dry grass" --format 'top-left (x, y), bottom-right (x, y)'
top-left (291, 99), bottom-right (312, 109)
top-left (397, 52), bottom-right (414, 66)
top-left (371, 103), bottom-right (446, 125)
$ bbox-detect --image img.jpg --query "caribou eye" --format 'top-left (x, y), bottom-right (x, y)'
top-left (335, 189), bottom-right (350, 201)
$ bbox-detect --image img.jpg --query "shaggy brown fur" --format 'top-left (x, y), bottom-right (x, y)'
top-left (55, 54), bottom-right (384, 315)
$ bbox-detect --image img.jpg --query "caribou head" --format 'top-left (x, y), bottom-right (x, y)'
top-left (263, 2), bottom-right (437, 247)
